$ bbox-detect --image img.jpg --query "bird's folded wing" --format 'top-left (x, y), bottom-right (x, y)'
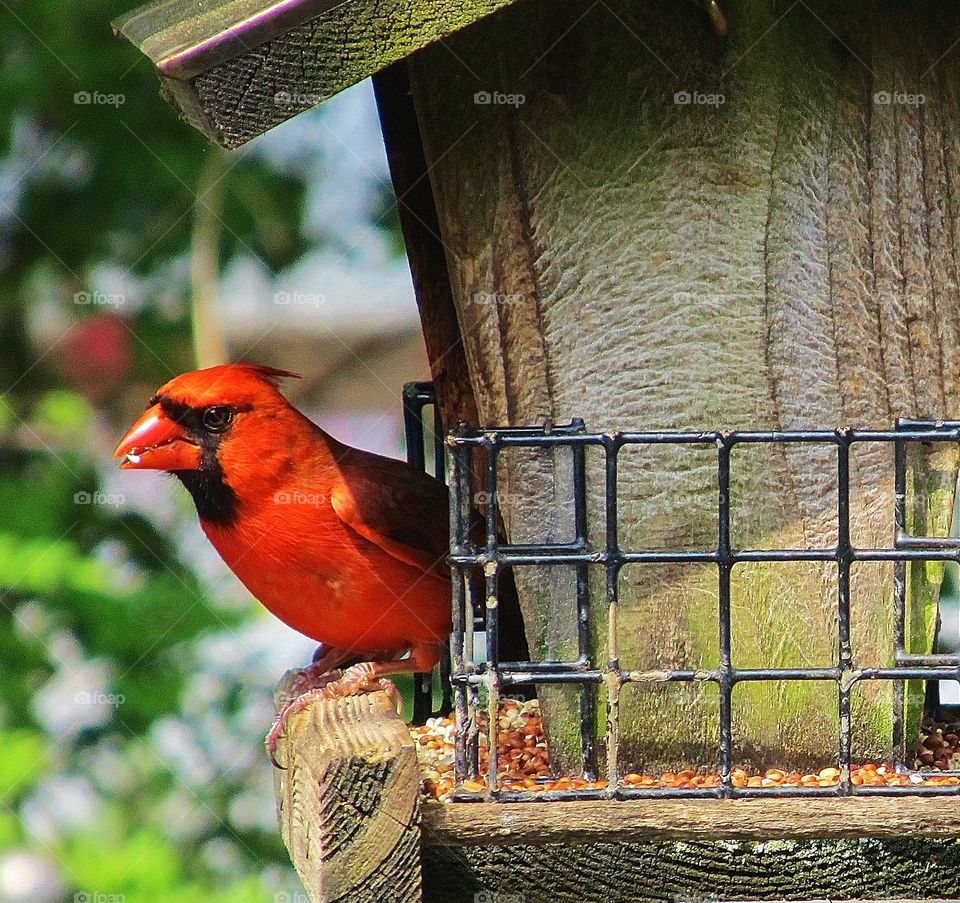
top-left (330, 465), bottom-right (451, 580)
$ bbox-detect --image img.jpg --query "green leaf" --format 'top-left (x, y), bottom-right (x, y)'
top-left (0, 729), bottom-right (48, 798)
top-left (33, 390), bottom-right (94, 433)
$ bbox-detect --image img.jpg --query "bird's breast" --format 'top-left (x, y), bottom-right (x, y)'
top-left (199, 499), bottom-right (450, 650)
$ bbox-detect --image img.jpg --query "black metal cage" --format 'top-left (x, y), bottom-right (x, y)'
top-left (403, 381), bottom-right (451, 724)
top-left (401, 383), bottom-right (960, 802)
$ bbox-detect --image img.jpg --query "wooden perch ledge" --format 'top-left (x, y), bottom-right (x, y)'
top-left (420, 796), bottom-right (960, 847)
top-left (273, 690), bottom-right (422, 903)
top-left (274, 687), bottom-right (960, 903)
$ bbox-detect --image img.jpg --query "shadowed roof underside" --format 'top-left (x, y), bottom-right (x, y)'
top-left (113, 0), bottom-right (523, 148)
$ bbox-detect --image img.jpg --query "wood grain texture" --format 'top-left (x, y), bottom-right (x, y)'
top-left (407, 0), bottom-right (960, 770)
top-left (117, 0), bottom-right (524, 148)
top-left (422, 837), bottom-right (960, 903)
top-left (274, 690), bottom-right (422, 903)
top-left (421, 797), bottom-right (960, 846)
top-left (372, 61), bottom-right (479, 435)
top-left (373, 61), bottom-right (533, 669)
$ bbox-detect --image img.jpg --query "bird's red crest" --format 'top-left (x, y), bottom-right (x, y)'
top-left (152, 362), bottom-right (301, 409)
top-left (232, 363), bottom-right (301, 387)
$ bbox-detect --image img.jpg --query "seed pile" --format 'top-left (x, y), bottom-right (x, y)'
top-left (918, 716), bottom-right (960, 770)
top-left (411, 700), bottom-right (960, 803)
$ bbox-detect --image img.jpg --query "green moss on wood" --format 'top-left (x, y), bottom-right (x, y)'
top-left (406, 0), bottom-right (960, 774)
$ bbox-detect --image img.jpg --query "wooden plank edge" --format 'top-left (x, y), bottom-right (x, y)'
top-left (113, 0), bottom-right (347, 80)
top-left (274, 690), bottom-right (422, 902)
top-left (113, 0), bottom-right (525, 148)
top-left (112, 0), bottom-right (523, 80)
top-left (420, 797), bottom-right (960, 847)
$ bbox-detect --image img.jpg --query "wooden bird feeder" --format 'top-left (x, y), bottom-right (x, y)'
top-left (115, 0), bottom-right (960, 900)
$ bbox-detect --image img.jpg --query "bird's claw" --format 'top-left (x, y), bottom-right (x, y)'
top-left (275, 662), bottom-right (344, 709)
top-left (332, 663), bottom-right (403, 715)
top-left (265, 665), bottom-right (402, 768)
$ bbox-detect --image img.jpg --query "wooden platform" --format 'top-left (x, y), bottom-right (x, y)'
top-left (272, 689), bottom-right (960, 902)
top-left (421, 796), bottom-right (960, 846)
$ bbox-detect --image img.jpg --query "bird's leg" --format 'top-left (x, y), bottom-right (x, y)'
top-left (327, 643), bottom-right (442, 704)
top-left (265, 644), bottom-right (442, 768)
top-left (284, 644), bottom-right (359, 700)
top-left (308, 644), bottom-right (443, 716)
top-left (683, 0), bottom-right (728, 37)
top-left (272, 643), bottom-right (360, 714)
top-left (704, 0), bottom-right (728, 38)
top-left (267, 644), bottom-right (363, 766)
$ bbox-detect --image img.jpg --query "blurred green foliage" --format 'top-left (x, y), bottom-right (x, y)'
top-left (0, 393), bottom-right (296, 899)
top-left (0, 1), bottom-right (331, 899)
top-left (0, 0), bottom-right (308, 393)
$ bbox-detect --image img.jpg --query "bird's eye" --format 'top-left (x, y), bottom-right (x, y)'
top-left (201, 406), bottom-right (234, 433)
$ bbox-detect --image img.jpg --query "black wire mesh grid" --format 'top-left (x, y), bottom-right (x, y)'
top-left (402, 383), bottom-right (960, 801)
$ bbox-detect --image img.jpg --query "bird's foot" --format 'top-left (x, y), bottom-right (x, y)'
top-left (273, 644), bottom-right (360, 710)
top-left (265, 664), bottom-right (402, 768)
top-left (275, 661), bottom-right (344, 708)
top-left (327, 662), bottom-right (404, 714)
top-left (266, 668), bottom-right (344, 768)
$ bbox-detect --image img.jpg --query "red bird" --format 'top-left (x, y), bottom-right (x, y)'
top-left (114, 363), bottom-right (451, 763)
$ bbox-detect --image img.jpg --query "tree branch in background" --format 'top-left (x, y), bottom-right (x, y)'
top-left (190, 149), bottom-right (230, 368)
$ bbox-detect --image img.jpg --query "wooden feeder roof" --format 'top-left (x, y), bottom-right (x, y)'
top-left (114, 0), bottom-right (522, 148)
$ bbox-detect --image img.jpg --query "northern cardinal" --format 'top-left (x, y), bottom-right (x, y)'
top-left (114, 363), bottom-right (452, 763)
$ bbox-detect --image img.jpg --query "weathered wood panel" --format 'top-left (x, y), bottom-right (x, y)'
top-left (421, 798), bottom-right (960, 846)
top-left (407, 0), bottom-right (960, 770)
top-left (372, 62), bottom-right (480, 435)
top-left (274, 690), bottom-right (422, 903)
top-left (422, 838), bottom-right (960, 903)
top-left (114, 0), bottom-right (526, 148)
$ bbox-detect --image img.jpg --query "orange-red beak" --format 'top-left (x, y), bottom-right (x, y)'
top-left (113, 404), bottom-right (202, 471)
